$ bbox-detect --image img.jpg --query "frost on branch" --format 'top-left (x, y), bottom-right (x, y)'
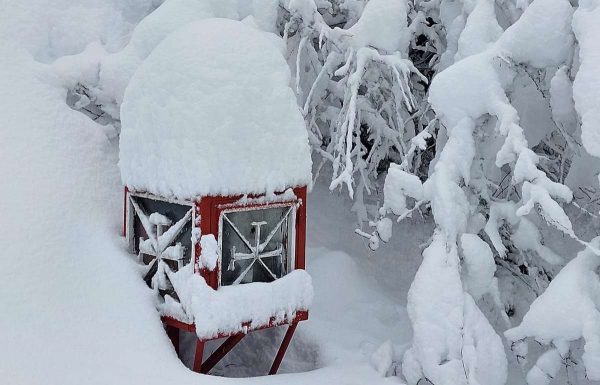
top-left (282, 0), bottom-right (428, 216)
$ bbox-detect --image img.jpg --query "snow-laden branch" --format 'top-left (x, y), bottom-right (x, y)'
top-left (283, 0), bottom-right (427, 207)
top-left (374, 0), bottom-right (600, 382)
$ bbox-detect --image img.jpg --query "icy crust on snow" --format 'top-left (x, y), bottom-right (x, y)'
top-left (460, 234), bottom-right (495, 300)
top-left (161, 266), bottom-right (313, 339)
top-left (572, 0), bottom-right (600, 159)
top-left (505, 238), bottom-right (600, 380)
top-left (119, 18), bottom-right (312, 200)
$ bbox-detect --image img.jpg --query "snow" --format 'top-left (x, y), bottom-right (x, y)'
top-left (428, 51), bottom-right (500, 129)
top-left (149, 212), bottom-right (171, 226)
top-left (422, 118), bottom-right (475, 238)
top-left (454, 0), bottom-right (502, 61)
top-left (572, 0), bottom-right (600, 159)
top-left (6, 1), bottom-right (600, 385)
top-left (162, 267), bottom-right (313, 339)
top-left (370, 340), bottom-right (395, 377)
top-left (550, 67), bottom-right (576, 127)
top-left (402, 3), bottom-right (580, 381)
top-left (119, 18), bottom-right (312, 200)
top-left (343, 0), bottom-right (409, 54)
top-left (199, 234), bottom-right (219, 271)
top-left (460, 234), bottom-right (496, 300)
top-left (511, 216), bottom-right (563, 265)
top-left (428, 0), bottom-right (576, 242)
top-left (304, 180), bottom-right (422, 369)
top-left (525, 348), bottom-right (563, 385)
top-left (381, 164), bottom-right (424, 216)
top-left (0, 4), bottom-right (193, 384)
top-left (245, 0), bottom-right (280, 32)
top-left (96, 0), bottom-right (238, 112)
top-left (402, 233), bottom-right (507, 385)
top-left (505, 238), bottom-right (600, 381)
top-left (484, 201), bottom-right (563, 264)
top-left (497, 0), bottom-right (574, 68)
top-left (376, 217), bottom-right (393, 243)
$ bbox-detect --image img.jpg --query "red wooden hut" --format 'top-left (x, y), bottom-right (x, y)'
top-left (119, 19), bottom-right (313, 375)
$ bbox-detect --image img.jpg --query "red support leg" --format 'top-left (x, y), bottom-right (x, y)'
top-left (269, 323), bottom-right (299, 375)
top-left (122, 187), bottom-right (128, 237)
top-left (200, 334), bottom-right (245, 374)
top-left (192, 340), bottom-right (205, 373)
top-left (165, 325), bottom-right (179, 357)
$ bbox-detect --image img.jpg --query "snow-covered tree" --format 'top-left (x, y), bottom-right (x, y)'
top-left (280, 0), bottom-right (432, 223)
top-left (279, 0), bottom-right (600, 384)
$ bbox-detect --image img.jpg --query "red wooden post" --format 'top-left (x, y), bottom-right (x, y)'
top-left (165, 325), bottom-right (179, 357)
top-left (294, 186), bottom-right (307, 270)
top-left (269, 322), bottom-right (299, 375)
top-left (122, 187), bottom-right (128, 237)
top-left (192, 340), bottom-right (205, 373)
top-left (200, 334), bottom-right (246, 374)
top-left (197, 197), bottom-right (219, 289)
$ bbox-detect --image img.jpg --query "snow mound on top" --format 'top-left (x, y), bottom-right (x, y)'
top-left (120, 18), bottom-right (312, 200)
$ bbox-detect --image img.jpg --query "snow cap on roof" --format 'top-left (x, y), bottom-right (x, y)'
top-left (119, 18), bottom-right (312, 200)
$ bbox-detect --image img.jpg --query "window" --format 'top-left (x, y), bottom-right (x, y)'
top-left (219, 205), bottom-right (295, 286)
top-left (128, 194), bottom-right (193, 292)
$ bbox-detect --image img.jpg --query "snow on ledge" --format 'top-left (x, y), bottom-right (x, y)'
top-left (119, 18), bottom-right (312, 200)
top-left (160, 266), bottom-right (313, 340)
